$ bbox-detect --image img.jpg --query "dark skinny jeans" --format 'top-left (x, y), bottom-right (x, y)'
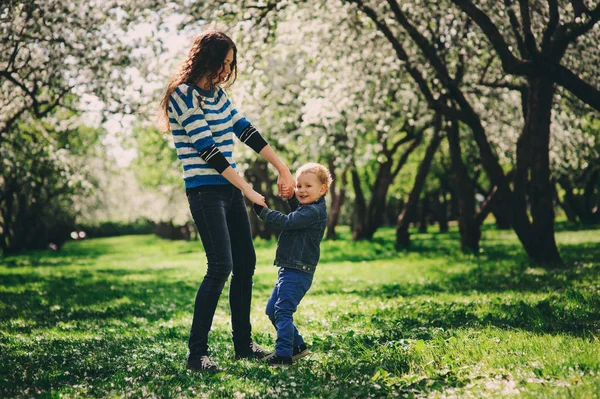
top-left (186, 184), bottom-right (256, 357)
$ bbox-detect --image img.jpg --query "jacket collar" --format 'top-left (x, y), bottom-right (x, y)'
top-left (307, 196), bottom-right (325, 206)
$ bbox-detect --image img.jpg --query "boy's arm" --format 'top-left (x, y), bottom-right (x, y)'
top-left (287, 195), bottom-right (300, 212)
top-left (254, 205), bottom-right (317, 230)
top-left (252, 203), bottom-right (266, 216)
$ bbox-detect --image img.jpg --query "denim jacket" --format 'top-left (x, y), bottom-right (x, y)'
top-left (257, 196), bottom-right (327, 275)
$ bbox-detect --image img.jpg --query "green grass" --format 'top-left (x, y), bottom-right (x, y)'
top-left (1, 224), bottom-right (599, 398)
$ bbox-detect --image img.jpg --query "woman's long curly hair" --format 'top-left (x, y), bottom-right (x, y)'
top-left (159, 30), bottom-right (238, 132)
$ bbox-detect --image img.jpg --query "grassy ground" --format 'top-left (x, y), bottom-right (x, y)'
top-left (1, 224), bottom-right (599, 398)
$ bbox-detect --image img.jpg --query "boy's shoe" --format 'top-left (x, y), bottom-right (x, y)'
top-left (234, 341), bottom-right (273, 360)
top-left (186, 355), bottom-right (223, 373)
top-left (292, 343), bottom-right (310, 361)
top-left (267, 355), bottom-right (293, 367)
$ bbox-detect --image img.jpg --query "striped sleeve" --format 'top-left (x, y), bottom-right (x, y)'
top-left (224, 90), bottom-right (268, 153)
top-left (170, 87), bottom-right (215, 153)
top-left (198, 144), bottom-right (231, 173)
top-left (238, 124), bottom-right (268, 153)
top-left (228, 97), bottom-right (251, 135)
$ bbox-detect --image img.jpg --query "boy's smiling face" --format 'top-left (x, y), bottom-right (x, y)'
top-left (295, 172), bottom-right (326, 205)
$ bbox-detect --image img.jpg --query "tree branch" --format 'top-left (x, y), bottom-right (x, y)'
top-left (503, 0), bottom-right (527, 57)
top-left (391, 133), bottom-right (422, 180)
top-left (518, 0), bottom-right (538, 55)
top-left (0, 107), bottom-right (27, 139)
top-left (475, 184), bottom-right (499, 225)
top-left (541, 0), bottom-right (559, 52)
top-left (0, 71), bottom-right (36, 103)
top-left (570, 0), bottom-right (589, 17)
top-left (390, 131), bottom-right (416, 155)
top-left (451, 0), bottom-right (533, 74)
top-left (6, 22), bottom-right (27, 71)
top-left (565, 4), bottom-right (600, 41)
top-left (550, 60), bottom-right (600, 111)
top-left (375, 0), bottom-right (509, 193)
top-left (387, 119), bottom-right (412, 154)
top-left (479, 80), bottom-right (527, 92)
top-left (348, 0), bottom-right (440, 111)
top-left (478, 54), bottom-right (496, 84)
top-left (248, 1), bottom-right (280, 27)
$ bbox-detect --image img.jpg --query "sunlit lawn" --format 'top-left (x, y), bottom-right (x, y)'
top-left (1, 224), bottom-right (599, 398)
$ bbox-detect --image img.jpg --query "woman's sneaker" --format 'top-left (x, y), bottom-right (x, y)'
top-left (267, 355), bottom-right (293, 367)
top-left (186, 355), bottom-right (223, 373)
top-left (292, 343), bottom-right (310, 361)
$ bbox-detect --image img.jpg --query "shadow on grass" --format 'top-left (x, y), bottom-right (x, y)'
top-left (554, 220), bottom-right (600, 232)
top-left (0, 328), bottom-right (227, 398)
top-left (314, 235), bottom-right (600, 338)
top-left (365, 289), bottom-right (600, 339)
top-left (315, 240), bottom-right (600, 300)
top-left (0, 269), bottom-right (200, 333)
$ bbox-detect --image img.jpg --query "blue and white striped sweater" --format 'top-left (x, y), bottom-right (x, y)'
top-left (167, 83), bottom-right (251, 188)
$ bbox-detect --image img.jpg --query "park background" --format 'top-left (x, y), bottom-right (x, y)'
top-left (1, 0), bottom-right (599, 397)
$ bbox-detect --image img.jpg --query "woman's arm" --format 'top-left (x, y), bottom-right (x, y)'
top-left (226, 96), bottom-right (293, 198)
top-left (258, 144), bottom-right (295, 199)
top-left (221, 167), bottom-right (266, 206)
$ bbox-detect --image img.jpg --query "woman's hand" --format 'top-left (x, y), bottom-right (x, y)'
top-left (280, 186), bottom-right (293, 199)
top-left (243, 187), bottom-right (267, 207)
top-left (277, 168), bottom-right (295, 199)
top-left (256, 145), bottom-right (295, 199)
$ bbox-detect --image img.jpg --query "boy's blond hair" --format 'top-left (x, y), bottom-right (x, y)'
top-left (295, 163), bottom-right (333, 193)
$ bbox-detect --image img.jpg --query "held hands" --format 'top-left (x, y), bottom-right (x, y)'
top-left (242, 187), bottom-right (267, 207)
top-left (280, 185), bottom-right (293, 199)
top-left (277, 168), bottom-right (295, 199)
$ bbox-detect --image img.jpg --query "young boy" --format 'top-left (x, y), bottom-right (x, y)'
top-left (253, 162), bottom-right (332, 366)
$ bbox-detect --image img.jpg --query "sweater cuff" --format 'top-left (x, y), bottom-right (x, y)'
top-left (252, 203), bottom-right (266, 216)
top-left (198, 144), bottom-right (231, 174)
top-left (239, 124), bottom-right (268, 153)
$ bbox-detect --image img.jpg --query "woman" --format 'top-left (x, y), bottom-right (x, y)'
top-left (159, 30), bottom-right (295, 372)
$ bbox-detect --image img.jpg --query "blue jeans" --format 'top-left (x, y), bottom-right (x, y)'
top-left (266, 267), bottom-right (313, 358)
top-left (186, 185), bottom-right (256, 356)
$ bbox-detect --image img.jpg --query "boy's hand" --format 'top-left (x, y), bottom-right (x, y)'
top-left (280, 185), bottom-right (294, 199)
top-left (277, 169), bottom-right (295, 199)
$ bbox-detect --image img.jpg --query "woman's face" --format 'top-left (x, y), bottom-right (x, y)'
top-left (212, 48), bottom-right (234, 84)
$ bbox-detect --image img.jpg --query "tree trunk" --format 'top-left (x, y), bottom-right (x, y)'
top-left (418, 200), bottom-right (428, 233)
top-left (396, 120), bottom-right (443, 249)
top-left (0, 186), bottom-right (14, 253)
top-left (428, 191), bottom-right (449, 233)
top-left (558, 170), bottom-right (600, 225)
top-left (365, 165), bottom-right (393, 239)
top-left (526, 77), bottom-right (561, 263)
top-left (583, 169), bottom-right (600, 224)
top-left (386, 196), bottom-right (403, 226)
top-left (327, 158), bottom-right (347, 239)
top-left (492, 203), bottom-right (512, 229)
top-left (351, 169), bottom-right (368, 240)
top-left (246, 160), bottom-right (287, 239)
top-left (437, 193), bottom-right (449, 233)
top-left (447, 118), bottom-right (480, 253)
top-left (357, 131), bottom-right (422, 240)
top-left (554, 180), bottom-right (578, 223)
